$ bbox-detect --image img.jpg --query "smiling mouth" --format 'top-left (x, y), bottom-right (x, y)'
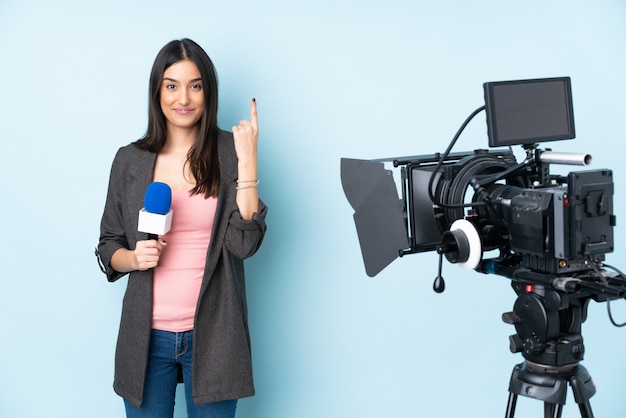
top-left (175, 108), bottom-right (195, 114)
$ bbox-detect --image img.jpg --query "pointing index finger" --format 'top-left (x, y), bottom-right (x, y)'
top-left (250, 98), bottom-right (258, 127)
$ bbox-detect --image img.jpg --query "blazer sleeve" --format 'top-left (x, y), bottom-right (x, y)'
top-left (224, 199), bottom-right (268, 259)
top-left (96, 148), bottom-right (131, 282)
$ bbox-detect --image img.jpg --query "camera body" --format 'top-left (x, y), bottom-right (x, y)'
top-left (485, 170), bottom-right (614, 274)
top-left (406, 149), bottom-right (615, 276)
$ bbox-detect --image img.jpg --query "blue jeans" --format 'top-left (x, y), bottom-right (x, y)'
top-left (124, 330), bottom-right (238, 418)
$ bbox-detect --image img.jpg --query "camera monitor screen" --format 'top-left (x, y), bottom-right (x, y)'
top-left (484, 77), bottom-right (575, 147)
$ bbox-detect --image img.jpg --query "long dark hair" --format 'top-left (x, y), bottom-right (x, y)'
top-left (135, 38), bottom-right (220, 197)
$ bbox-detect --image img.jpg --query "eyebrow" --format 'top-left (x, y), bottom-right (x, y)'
top-left (163, 77), bottom-right (203, 83)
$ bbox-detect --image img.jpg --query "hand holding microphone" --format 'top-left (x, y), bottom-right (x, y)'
top-left (133, 239), bottom-right (167, 271)
top-left (109, 182), bottom-right (173, 273)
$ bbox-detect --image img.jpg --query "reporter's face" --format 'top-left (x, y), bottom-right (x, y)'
top-left (160, 59), bottom-right (205, 131)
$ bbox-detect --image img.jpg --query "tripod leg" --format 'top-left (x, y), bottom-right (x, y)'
top-left (544, 402), bottom-right (563, 418)
top-left (505, 392), bottom-right (518, 418)
top-left (577, 401), bottom-right (594, 418)
top-left (569, 366), bottom-right (596, 418)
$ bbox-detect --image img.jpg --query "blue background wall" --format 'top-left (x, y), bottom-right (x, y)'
top-left (1, 1), bottom-right (625, 417)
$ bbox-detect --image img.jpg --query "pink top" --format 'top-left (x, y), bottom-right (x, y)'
top-left (152, 190), bottom-right (218, 332)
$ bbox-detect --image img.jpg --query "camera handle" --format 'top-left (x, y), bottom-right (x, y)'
top-left (433, 253), bottom-right (445, 293)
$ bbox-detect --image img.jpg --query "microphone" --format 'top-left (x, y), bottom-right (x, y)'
top-left (138, 182), bottom-right (173, 240)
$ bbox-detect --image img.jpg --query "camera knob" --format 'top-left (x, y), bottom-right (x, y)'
top-left (508, 334), bottom-right (523, 353)
top-left (502, 311), bottom-right (521, 324)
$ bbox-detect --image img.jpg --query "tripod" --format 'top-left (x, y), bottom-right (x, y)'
top-left (502, 282), bottom-right (598, 417)
top-left (505, 360), bottom-right (595, 418)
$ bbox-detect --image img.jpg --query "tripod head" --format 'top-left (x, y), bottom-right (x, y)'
top-left (499, 266), bottom-right (626, 370)
top-left (503, 282), bottom-right (588, 369)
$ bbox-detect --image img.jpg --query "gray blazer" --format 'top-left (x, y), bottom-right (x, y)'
top-left (97, 129), bottom-right (267, 407)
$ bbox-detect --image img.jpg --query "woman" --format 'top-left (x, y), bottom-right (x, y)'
top-left (96, 38), bottom-right (267, 418)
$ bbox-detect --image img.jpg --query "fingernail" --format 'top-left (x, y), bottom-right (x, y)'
top-left (252, 97), bottom-right (256, 102)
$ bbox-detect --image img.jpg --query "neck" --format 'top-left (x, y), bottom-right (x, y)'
top-left (163, 125), bottom-right (199, 155)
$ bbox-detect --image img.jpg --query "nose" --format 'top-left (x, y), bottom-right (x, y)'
top-left (178, 88), bottom-right (190, 106)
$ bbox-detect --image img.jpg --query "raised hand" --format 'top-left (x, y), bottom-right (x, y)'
top-left (232, 98), bottom-right (259, 164)
top-left (232, 98), bottom-right (260, 220)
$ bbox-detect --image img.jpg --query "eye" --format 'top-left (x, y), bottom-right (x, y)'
top-left (165, 84), bottom-right (176, 90)
top-left (191, 83), bottom-right (203, 90)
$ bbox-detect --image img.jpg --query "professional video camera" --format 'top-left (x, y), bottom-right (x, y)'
top-left (341, 77), bottom-right (626, 417)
